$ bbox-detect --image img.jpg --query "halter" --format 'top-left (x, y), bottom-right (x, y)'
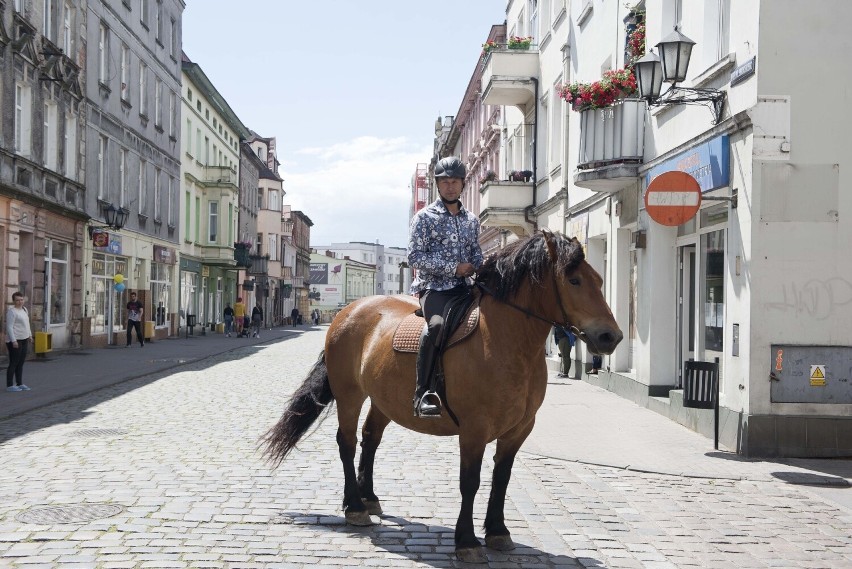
top-left (476, 268), bottom-right (573, 331)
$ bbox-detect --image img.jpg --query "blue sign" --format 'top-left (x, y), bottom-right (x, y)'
top-left (646, 135), bottom-right (730, 193)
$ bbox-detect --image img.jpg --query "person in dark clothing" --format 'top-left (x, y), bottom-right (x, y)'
top-left (291, 306), bottom-right (299, 327)
top-left (251, 303), bottom-right (263, 338)
top-left (223, 303), bottom-right (234, 337)
top-left (407, 156), bottom-right (484, 417)
top-left (126, 292), bottom-right (144, 347)
top-left (553, 325), bottom-right (576, 378)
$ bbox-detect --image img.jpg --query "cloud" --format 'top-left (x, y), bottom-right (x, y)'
top-left (281, 136), bottom-right (431, 249)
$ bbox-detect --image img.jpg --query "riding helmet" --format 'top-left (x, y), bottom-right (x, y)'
top-left (434, 156), bottom-right (466, 180)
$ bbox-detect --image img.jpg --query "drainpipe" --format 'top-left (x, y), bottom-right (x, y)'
top-left (524, 77), bottom-right (540, 232)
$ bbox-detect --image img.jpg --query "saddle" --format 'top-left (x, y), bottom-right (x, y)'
top-left (392, 292), bottom-right (480, 353)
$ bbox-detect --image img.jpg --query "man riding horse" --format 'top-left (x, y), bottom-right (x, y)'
top-left (407, 156), bottom-right (484, 417)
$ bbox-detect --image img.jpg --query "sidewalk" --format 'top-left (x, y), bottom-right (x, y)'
top-left (0, 324), bottom-right (309, 421)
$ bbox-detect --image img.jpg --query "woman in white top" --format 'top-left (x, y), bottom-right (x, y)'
top-left (5, 292), bottom-right (32, 392)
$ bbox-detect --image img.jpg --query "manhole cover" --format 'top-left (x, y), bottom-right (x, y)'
top-left (72, 428), bottom-right (129, 437)
top-left (16, 503), bottom-right (124, 524)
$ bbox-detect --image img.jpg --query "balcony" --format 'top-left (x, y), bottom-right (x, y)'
top-left (199, 244), bottom-right (238, 267)
top-left (573, 99), bottom-right (646, 193)
top-left (480, 48), bottom-right (539, 108)
top-left (479, 180), bottom-right (535, 237)
top-left (202, 165), bottom-right (237, 188)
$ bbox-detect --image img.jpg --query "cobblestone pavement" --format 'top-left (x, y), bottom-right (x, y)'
top-left (0, 329), bottom-right (851, 568)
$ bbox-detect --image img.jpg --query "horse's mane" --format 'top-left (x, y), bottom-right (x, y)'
top-left (475, 232), bottom-right (585, 301)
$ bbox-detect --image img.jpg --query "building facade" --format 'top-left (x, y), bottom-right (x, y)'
top-left (436, 0), bottom-right (852, 457)
top-left (0, 0), bottom-right (87, 352)
top-left (283, 206), bottom-right (312, 318)
top-left (179, 52), bottom-right (248, 333)
top-left (81, 0), bottom-right (185, 346)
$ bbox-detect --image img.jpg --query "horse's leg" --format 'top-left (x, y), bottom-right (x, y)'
top-left (483, 422), bottom-right (535, 551)
top-left (357, 405), bottom-right (391, 515)
top-left (455, 436), bottom-right (488, 564)
top-left (336, 396), bottom-right (374, 526)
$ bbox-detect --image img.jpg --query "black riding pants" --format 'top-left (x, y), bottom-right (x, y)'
top-left (416, 286), bottom-right (470, 398)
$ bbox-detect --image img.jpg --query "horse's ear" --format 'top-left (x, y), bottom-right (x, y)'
top-left (541, 229), bottom-right (558, 261)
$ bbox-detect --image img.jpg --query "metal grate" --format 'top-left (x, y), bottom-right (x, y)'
top-left (71, 428), bottom-right (129, 437)
top-left (16, 503), bottom-right (124, 524)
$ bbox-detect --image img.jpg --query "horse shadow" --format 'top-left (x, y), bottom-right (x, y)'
top-left (273, 511), bottom-right (606, 568)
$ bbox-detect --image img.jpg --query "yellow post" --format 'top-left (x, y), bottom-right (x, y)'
top-left (144, 321), bottom-right (155, 340)
top-left (34, 331), bottom-right (52, 353)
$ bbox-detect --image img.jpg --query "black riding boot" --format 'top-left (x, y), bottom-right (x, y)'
top-left (414, 327), bottom-right (442, 417)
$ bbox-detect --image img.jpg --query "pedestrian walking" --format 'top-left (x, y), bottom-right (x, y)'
top-left (223, 303), bottom-right (234, 337)
top-left (553, 325), bottom-right (576, 378)
top-left (234, 297), bottom-right (246, 336)
top-left (126, 291), bottom-right (144, 347)
top-left (291, 306), bottom-right (299, 327)
top-left (251, 302), bottom-right (263, 338)
top-left (5, 291), bottom-right (33, 392)
top-left (312, 308), bottom-right (320, 325)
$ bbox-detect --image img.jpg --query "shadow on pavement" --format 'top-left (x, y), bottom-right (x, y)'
top-left (273, 511), bottom-right (599, 568)
top-left (0, 331), bottom-right (303, 445)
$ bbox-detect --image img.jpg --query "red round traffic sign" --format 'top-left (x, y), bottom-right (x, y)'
top-left (644, 171), bottom-right (702, 226)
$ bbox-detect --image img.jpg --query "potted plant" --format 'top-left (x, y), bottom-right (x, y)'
top-left (481, 40), bottom-right (498, 58)
top-left (557, 67), bottom-right (637, 112)
top-left (480, 170), bottom-right (498, 185)
top-left (508, 36), bottom-right (533, 50)
top-left (233, 241), bottom-right (253, 267)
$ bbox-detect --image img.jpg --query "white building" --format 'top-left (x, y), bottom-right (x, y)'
top-left (312, 241), bottom-right (408, 296)
top-left (438, 0), bottom-right (852, 457)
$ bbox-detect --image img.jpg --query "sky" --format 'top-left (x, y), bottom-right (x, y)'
top-left (182, 1), bottom-right (507, 249)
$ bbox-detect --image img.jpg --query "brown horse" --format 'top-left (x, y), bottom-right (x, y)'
top-left (264, 230), bottom-right (622, 563)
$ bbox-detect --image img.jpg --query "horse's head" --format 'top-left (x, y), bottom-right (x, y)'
top-left (476, 230), bottom-right (623, 355)
top-left (542, 230), bottom-right (623, 355)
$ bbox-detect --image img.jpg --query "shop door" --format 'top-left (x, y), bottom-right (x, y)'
top-left (677, 244), bottom-right (696, 387)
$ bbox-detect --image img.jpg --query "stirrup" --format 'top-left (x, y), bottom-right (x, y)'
top-left (414, 391), bottom-right (442, 418)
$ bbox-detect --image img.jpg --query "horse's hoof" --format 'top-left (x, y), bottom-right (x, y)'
top-left (363, 500), bottom-right (383, 515)
top-left (345, 510), bottom-right (376, 526)
top-left (485, 534), bottom-right (515, 551)
top-left (455, 546), bottom-right (488, 564)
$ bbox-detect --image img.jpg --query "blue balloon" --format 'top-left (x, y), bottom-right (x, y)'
top-left (114, 282), bottom-right (126, 292)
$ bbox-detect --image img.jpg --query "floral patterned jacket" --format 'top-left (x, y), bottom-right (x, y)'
top-left (408, 200), bottom-right (484, 294)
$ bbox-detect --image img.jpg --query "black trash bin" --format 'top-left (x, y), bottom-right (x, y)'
top-left (683, 359), bottom-right (720, 449)
top-left (186, 314), bottom-right (197, 336)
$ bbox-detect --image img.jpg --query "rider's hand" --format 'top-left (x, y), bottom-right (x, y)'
top-left (455, 263), bottom-right (475, 278)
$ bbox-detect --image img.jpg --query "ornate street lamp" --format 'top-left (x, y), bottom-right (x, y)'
top-left (634, 28), bottom-right (726, 124)
top-left (88, 202), bottom-right (128, 238)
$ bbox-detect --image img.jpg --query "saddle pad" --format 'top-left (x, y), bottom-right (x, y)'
top-left (392, 306), bottom-right (480, 353)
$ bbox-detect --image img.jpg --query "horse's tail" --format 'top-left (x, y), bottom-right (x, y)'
top-left (262, 351), bottom-right (334, 467)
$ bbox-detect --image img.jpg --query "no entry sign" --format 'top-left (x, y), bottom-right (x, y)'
top-left (644, 171), bottom-right (702, 226)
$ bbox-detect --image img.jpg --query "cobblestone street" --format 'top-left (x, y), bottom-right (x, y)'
top-left (0, 328), bottom-right (851, 568)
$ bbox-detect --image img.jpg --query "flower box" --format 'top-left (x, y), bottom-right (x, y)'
top-left (577, 99), bottom-right (645, 169)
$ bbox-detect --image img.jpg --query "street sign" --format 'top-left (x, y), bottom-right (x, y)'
top-left (644, 171), bottom-right (702, 226)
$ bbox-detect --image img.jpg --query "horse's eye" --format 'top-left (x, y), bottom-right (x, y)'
top-left (568, 278), bottom-right (581, 286)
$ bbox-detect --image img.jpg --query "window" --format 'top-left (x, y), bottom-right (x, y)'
top-left (168, 91), bottom-right (176, 136)
top-left (208, 201), bottom-right (218, 242)
top-left (185, 188), bottom-right (191, 240)
top-left (529, 0), bottom-right (539, 43)
top-left (195, 196), bottom-right (200, 241)
top-left (268, 190), bottom-right (280, 211)
top-left (139, 61), bottom-right (148, 115)
top-left (120, 43), bottom-right (129, 100)
top-left (14, 83), bottom-right (32, 156)
top-left (140, 0), bottom-right (149, 27)
top-left (154, 76), bottom-right (162, 125)
top-left (256, 188), bottom-right (263, 209)
top-left (45, 240), bottom-right (68, 326)
top-left (213, 143), bottom-right (217, 165)
top-left (170, 18), bottom-right (177, 58)
top-left (186, 118), bottom-right (192, 155)
top-left (14, 0), bottom-right (22, 12)
top-left (268, 234), bottom-right (277, 261)
top-left (702, 0), bottom-right (730, 65)
top-left (64, 113), bottom-right (76, 180)
top-left (119, 148), bottom-right (127, 206)
top-left (150, 262), bottom-right (172, 328)
top-left (154, 168), bottom-right (161, 220)
top-left (138, 158), bottom-right (147, 213)
top-left (44, 0), bottom-right (55, 41)
top-left (204, 136), bottom-right (209, 165)
top-left (97, 135), bottom-right (107, 200)
top-left (156, 0), bottom-right (163, 42)
top-left (549, 84), bottom-right (562, 166)
top-left (167, 176), bottom-right (174, 225)
top-left (195, 128), bottom-right (201, 159)
top-left (62, 2), bottom-right (72, 54)
top-left (98, 22), bottom-right (108, 84)
top-left (43, 102), bottom-right (57, 170)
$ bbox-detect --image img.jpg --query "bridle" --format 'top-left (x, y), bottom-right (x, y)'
top-left (476, 269), bottom-right (573, 330)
